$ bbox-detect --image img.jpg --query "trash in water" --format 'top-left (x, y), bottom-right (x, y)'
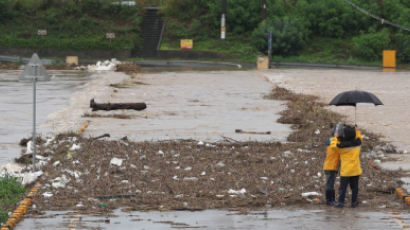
top-left (228, 188), bottom-right (246, 195)
top-left (110, 157), bottom-right (124, 167)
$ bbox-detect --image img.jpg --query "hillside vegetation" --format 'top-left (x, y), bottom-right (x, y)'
top-left (0, 0), bottom-right (143, 51)
top-left (0, 0), bottom-right (408, 65)
top-left (161, 0), bottom-right (410, 64)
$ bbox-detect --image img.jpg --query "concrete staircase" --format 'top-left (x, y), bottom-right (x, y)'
top-left (138, 7), bottom-right (164, 57)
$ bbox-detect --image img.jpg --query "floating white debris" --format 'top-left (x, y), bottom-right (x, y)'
top-left (283, 151), bottom-right (293, 157)
top-left (216, 194), bottom-right (224, 198)
top-left (26, 141), bottom-right (34, 154)
top-left (317, 172), bottom-right (322, 177)
top-left (228, 188), bottom-right (246, 195)
top-left (45, 137), bottom-right (54, 146)
top-left (70, 143), bottom-right (81, 151)
top-left (172, 175), bottom-right (179, 181)
top-left (1, 163), bottom-right (23, 175)
top-left (135, 189), bottom-right (142, 194)
top-left (52, 175), bottom-right (70, 189)
top-left (290, 169), bottom-right (295, 174)
top-left (143, 165), bottom-right (150, 170)
top-left (301, 192), bottom-right (321, 197)
top-left (87, 58), bottom-right (121, 71)
top-left (35, 155), bottom-right (46, 160)
top-left (314, 129), bottom-right (320, 135)
top-left (184, 166), bottom-right (192, 171)
top-left (121, 180), bottom-right (129, 184)
top-left (110, 157), bottom-right (124, 167)
top-left (52, 161), bottom-right (60, 167)
top-left (21, 171), bottom-right (44, 186)
top-left (42, 192), bottom-right (53, 198)
top-left (260, 177), bottom-right (268, 180)
top-left (197, 141), bottom-right (204, 145)
top-left (76, 202), bottom-right (84, 207)
top-left (216, 161), bottom-right (225, 167)
top-left (183, 177), bottom-right (198, 181)
top-left (201, 171), bottom-right (206, 176)
top-left (157, 150), bottom-right (164, 156)
top-left (130, 164), bottom-right (137, 169)
top-left (63, 170), bottom-right (82, 179)
top-left (175, 166), bottom-right (180, 170)
top-left (175, 194), bottom-right (184, 198)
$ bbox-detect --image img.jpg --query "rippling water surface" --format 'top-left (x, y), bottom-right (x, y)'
top-left (0, 70), bottom-right (92, 166)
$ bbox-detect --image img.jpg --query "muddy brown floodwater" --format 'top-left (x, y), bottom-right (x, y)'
top-left (6, 68), bottom-right (410, 230)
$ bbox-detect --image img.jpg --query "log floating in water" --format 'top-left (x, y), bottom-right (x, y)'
top-left (90, 99), bottom-right (147, 111)
top-left (235, 129), bottom-right (271, 135)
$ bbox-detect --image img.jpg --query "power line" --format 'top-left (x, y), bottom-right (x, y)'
top-left (342, 0), bottom-right (410, 32)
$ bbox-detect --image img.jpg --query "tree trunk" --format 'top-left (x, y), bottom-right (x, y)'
top-left (90, 99), bottom-right (147, 111)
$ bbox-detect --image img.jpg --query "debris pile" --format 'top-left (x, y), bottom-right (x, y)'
top-left (20, 133), bottom-right (402, 213)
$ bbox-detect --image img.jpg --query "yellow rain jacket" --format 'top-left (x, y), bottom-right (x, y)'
top-left (323, 137), bottom-right (340, 171)
top-left (330, 130), bottom-right (362, 177)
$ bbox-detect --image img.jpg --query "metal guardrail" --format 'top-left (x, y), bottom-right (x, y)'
top-left (0, 54), bottom-right (53, 65)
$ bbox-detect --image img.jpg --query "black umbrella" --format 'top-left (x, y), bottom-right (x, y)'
top-left (329, 90), bottom-right (383, 124)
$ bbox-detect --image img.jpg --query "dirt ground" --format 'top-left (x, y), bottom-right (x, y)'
top-left (19, 86), bottom-right (405, 215)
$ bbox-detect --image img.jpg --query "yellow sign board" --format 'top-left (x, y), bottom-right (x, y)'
top-left (180, 39), bottom-right (193, 49)
top-left (383, 50), bottom-right (396, 68)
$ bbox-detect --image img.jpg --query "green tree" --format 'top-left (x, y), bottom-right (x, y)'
top-left (252, 17), bottom-right (309, 56)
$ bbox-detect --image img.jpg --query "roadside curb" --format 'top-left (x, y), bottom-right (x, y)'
top-left (395, 188), bottom-right (410, 206)
top-left (1, 121), bottom-right (91, 230)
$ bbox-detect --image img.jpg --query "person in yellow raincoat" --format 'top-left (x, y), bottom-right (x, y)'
top-left (323, 124), bottom-right (340, 205)
top-left (330, 124), bottom-right (362, 208)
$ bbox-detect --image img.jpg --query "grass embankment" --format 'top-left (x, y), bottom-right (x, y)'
top-left (0, 176), bottom-right (26, 225)
top-left (0, 1), bottom-right (142, 51)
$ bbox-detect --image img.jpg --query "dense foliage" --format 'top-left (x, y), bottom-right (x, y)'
top-left (162, 0), bottom-right (410, 63)
top-left (0, 0), bottom-right (143, 51)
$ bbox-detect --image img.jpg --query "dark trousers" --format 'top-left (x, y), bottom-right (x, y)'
top-left (325, 170), bottom-right (337, 191)
top-left (324, 170), bottom-right (337, 203)
top-left (338, 176), bottom-right (359, 205)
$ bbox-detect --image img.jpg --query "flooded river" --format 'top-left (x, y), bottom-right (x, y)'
top-left (0, 70), bottom-right (92, 167)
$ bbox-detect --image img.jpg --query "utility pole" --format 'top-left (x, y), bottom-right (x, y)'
top-left (221, 0), bottom-right (226, 40)
top-left (262, 0), bottom-right (267, 24)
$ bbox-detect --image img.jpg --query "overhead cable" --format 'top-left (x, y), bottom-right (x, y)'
top-left (342, 0), bottom-right (410, 32)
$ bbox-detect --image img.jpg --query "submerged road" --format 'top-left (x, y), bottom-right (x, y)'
top-left (4, 68), bottom-right (410, 229)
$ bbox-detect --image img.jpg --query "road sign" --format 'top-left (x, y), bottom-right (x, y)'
top-left (106, 33), bottom-right (116, 39)
top-left (37, 29), bottom-right (47, 36)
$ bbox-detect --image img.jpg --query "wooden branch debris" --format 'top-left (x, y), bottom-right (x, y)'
top-left (90, 99), bottom-right (147, 111)
top-left (235, 129), bottom-right (271, 135)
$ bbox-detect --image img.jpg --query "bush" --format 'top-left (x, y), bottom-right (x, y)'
top-left (297, 0), bottom-right (373, 38)
top-left (352, 29), bottom-right (392, 61)
top-left (252, 18), bottom-right (309, 56)
top-left (0, 0), bottom-right (13, 23)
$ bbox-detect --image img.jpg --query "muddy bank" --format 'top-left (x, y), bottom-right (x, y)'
top-left (20, 87), bottom-right (405, 215)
